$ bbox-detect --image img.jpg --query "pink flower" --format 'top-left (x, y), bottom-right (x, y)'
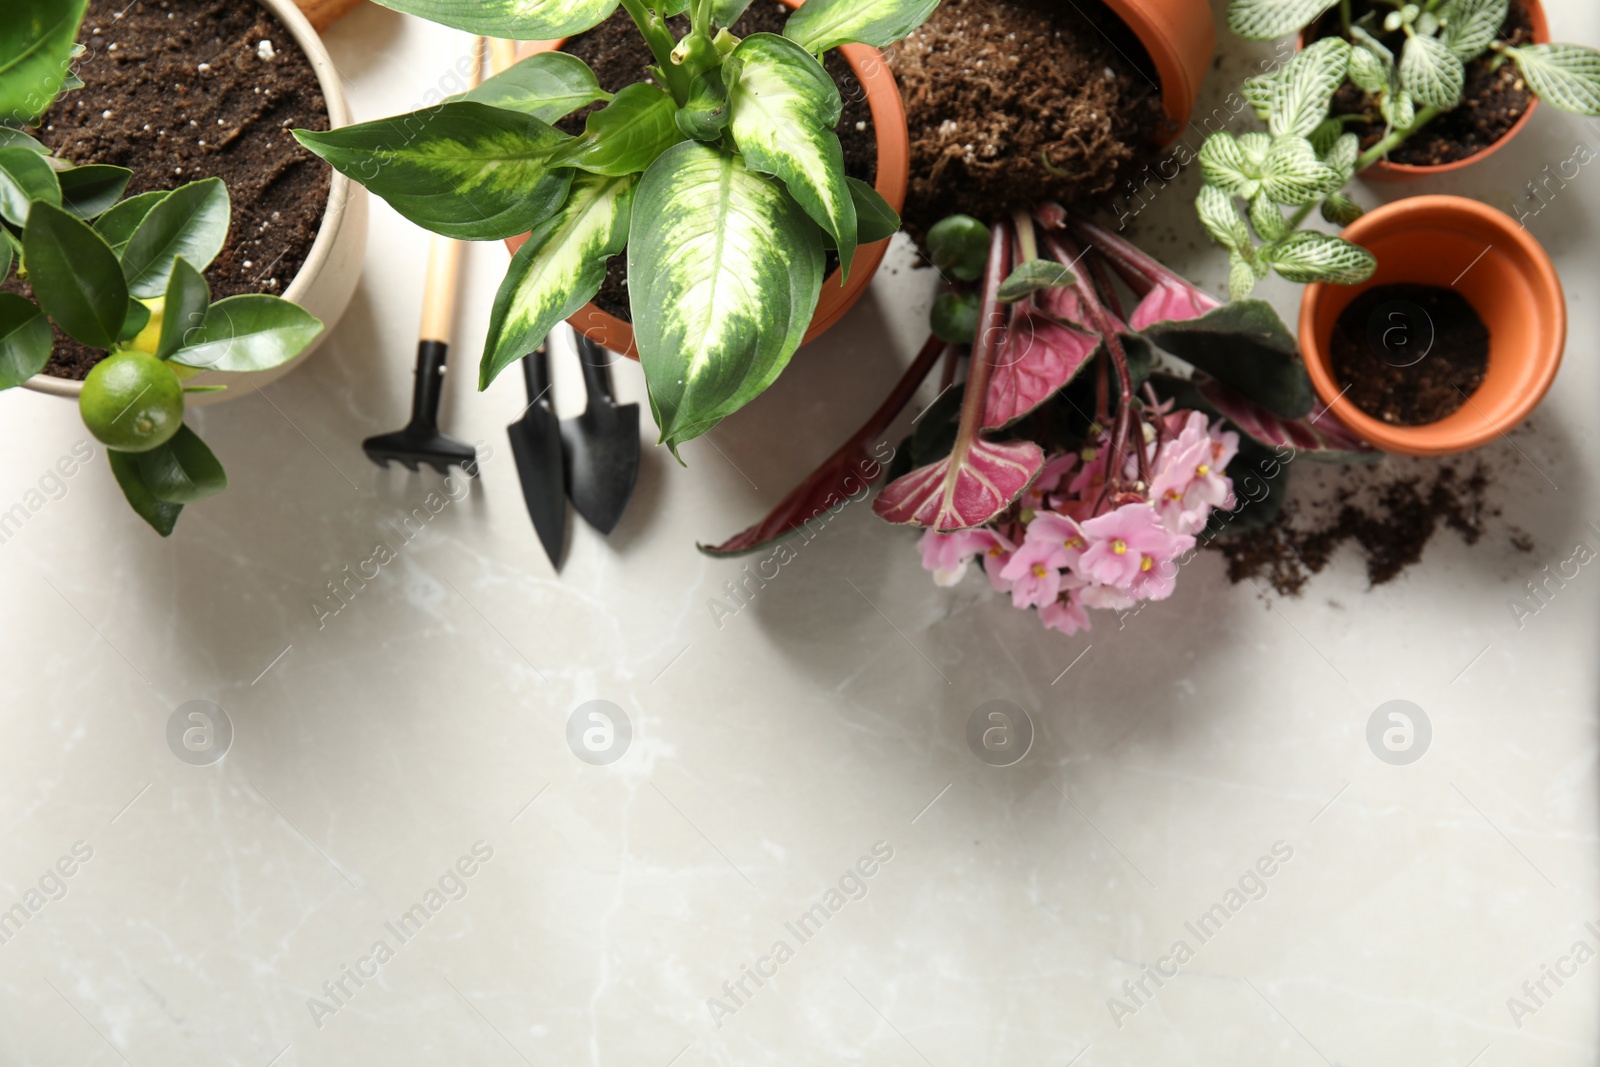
top-left (1079, 582), bottom-right (1137, 611)
top-left (1022, 452), bottom-right (1077, 510)
top-left (918, 528), bottom-right (994, 587)
top-left (979, 531), bottom-right (1017, 594)
top-left (1078, 502), bottom-right (1194, 590)
top-left (998, 538), bottom-right (1063, 609)
top-left (1040, 591), bottom-right (1091, 635)
top-left (1022, 511), bottom-right (1089, 571)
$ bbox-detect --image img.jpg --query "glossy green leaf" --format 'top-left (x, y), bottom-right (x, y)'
top-left (1227, 0), bottom-right (1336, 40)
top-left (92, 190), bottom-right (169, 256)
top-left (927, 214), bottom-right (990, 281)
top-left (1270, 37), bottom-right (1351, 139)
top-left (0, 0), bottom-right (90, 125)
top-left (121, 177), bottom-right (230, 299)
top-left (930, 291), bottom-right (978, 343)
top-left (23, 201), bottom-right (128, 349)
top-left (848, 177), bottom-right (897, 243)
top-left (1265, 231), bottom-right (1377, 284)
top-left (480, 172), bottom-right (634, 389)
top-left (629, 142), bottom-right (824, 454)
top-left (57, 164), bottom-right (132, 219)
top-left (294, 102), bottom-right (575, 241)
top-left (996, 259), bottom-right (1075, 303)
top-left (676, 67), bottom-right (733, 141)
top-left (1508, 44), bottom-right (1600, 116)
top-left (167, 295), bottom-right (323, 372)
top-left (118, 298), bottom-right (150, 342)
top-left (1142, 300), bottom-right (1312, 419)
top-left (0, 230), bottom-right (12, 281)
top-left (108, 449), bottom-right (183, 536)
top-left (711, 0), bottom-right (755, 25)
top-left (0, 291), bottom-right (51, 389)
top-left (136, 423), bottom-right (227, 505)
top-left (458, 51), bottom-right (612, 122)
top-left (1440, 0), bottom-right (1507, 61)
top-left (727, 34), bottom-right (855, 274)
top-left (0, 128), bottom-right (48, 154)
top-left (783, 0), bottom-right (939, 53)
top-left (367, 0), bottom-right (618, 38)
top-left (0, 146), bottom-right (61, 226)
top-left (155, 257), bottom-right (210, 361)
top-left (1400, 34), bottom-right (1465, 110)
top-left (551, 83), bottom-right (683, 176)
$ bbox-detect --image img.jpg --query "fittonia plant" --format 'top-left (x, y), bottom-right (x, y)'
top-left (0, 0), bottom-right (323, 535)
top-left (1205, 0), bottom-right (1600, 295)
top-left (295, 0), bottom-right (934, 458)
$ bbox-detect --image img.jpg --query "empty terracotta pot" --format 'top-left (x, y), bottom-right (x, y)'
top-left (1299, 195), bottom-right (1565, 456)
top-left (1103, 0), bottom-right (1217, 142)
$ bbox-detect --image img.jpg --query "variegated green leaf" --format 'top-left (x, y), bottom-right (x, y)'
top-left (783, 0), bottom-right (939, 53)
top-left (1271, 37), bottom-right (1352, 138)
top-left (368, 0), bottom-right (618, 38)
top-left (996, 260), bottom-right (1076, 303)
top-left (294, 102), bottom-right (575, 241)
top-left (1238, 131), bottom-right (1273, 167)
top-left (458, 51), bottom-right (612, 123)
top-left (1197, 183), bottom-right (1249, 251)
top-left (1440, 0), bottom-right (1507, 60)
top-left (629, 142), bottom-right (824, 454)
top-left (1249, 193), bottom-right (1288, 242)
top-left (1307, 117), bottom-right (1343, 157)
top-left (1260, 135), bottom-right (1342, 205)
top-left (1347, 36), bottom-right (1392, 92)
top-left (1227, 0), bottom-right (1336, 40)
top-left (1323, 130), bottom-right (1359, 179)
top-left (1321, 192), bottom-right (1364, 225)
top-left (480, 172), bottom-right (635, 389)
top-left (728, 33), bottom-right (856, 275)
top-left (1508, 45), bottom-right (1600, 116)
top-left (1265, 231), bottom-right (1376, 284)
top-left (711, 0), bottom-right (755, 25)
top-left (552, 83), bottom-right (684, 176)
top-left (1401, 34), bottom-right (1465, 110)
top-left (1228, 252), bottom-right (1258, 300)
top-left (1381, 85), bottom-right (1416, 129)
top-left (1200, 131), bottom-right (1259, 198)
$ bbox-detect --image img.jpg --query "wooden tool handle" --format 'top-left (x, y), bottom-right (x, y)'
top-left (416, 36), bottom-right (491, 344)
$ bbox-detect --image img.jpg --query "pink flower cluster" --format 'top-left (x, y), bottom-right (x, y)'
top-left (919, 410), bottom-right (1239, 635)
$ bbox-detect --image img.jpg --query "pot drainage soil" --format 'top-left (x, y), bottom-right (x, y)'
top-left (559, 1), bottom-right (878, 323)
top-left (11, 0), bottom-right (332, 381)
top-left (889, 0), bottom-right (1163, 247)
top-left (1311, 0), bottom-right (1536, 167)
top-left (1330, 283), bottom-right (1490, 426)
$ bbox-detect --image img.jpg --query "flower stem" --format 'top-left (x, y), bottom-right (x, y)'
top-left (952, 220), bottom-right (1014, 449)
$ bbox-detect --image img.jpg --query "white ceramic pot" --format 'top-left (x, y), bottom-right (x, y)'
top-left (22, 0), bottom-right (367, 406)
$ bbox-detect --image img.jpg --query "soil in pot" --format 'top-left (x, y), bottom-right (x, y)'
top-left (1310, 0), bottom-right (1536, 167)
top-left (557, 1), bottom-right (878, 324)
top-left (889, 0), bottom-right (1163, 247)
top-left (1330, 283), bottom-right (1490, 426)
top-left (6, 0), bottom-right (332, 381)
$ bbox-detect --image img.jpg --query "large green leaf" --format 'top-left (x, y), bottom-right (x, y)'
top-left (121, 177), bottom-right (230, 299)
top-left (783, 0), bottom-right (939, 52)
top-left (551, 83), bottom-right (684, 176)
top-left (22, 201), bottom-right (128, 349)
top-left (108, 449), bottom-right (183, 536)
top-left (0, 146), bottom-right (61, 226)
top-left (155, 257), bottom-right (210, 361)
top-left (0, 128), bottom-right (48, 154)
top-left (136, 424), bottom-right (227, 504)
top-left (0, 0), bottom-right (90, 125)
top-left (1227, 0), bottom-right (1336, 40)
top-left (848, 176), bottom-right (898, 243)
top-left (728, 34), bottom-right (854, 275)
top-left (481, 172), bottom-right (634, 389)
top-left (0, 292), bottom-right (51, 389)
top-left (167, 295), bottom-right (323, 372)
top-left (367, 0), bottom-right (618, 38)
top-left (629, 142), bottom-right (824, 454)
top-left (92, 190), bottom-right (168, 256)
top-left (1141, 300), bottom-right (1313, 419)
top-left (458, 51), bottom-right (612, 123)
top-left (1508, 45), bottom-right (1600, 116)
top-left (294, 102), bottom-right (575, 241)
top-left (57, 164), bottom-right (132, 220)
top-left (711, 0), bottom-right (755, 25)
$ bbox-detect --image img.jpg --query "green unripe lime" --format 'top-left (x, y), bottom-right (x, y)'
top-left (80, 350), bottom-right (184, 453)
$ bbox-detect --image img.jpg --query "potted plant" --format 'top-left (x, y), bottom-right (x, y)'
top-left (296, 0), bottom-right (938, 457)
top-left (1227, 0), bottom-right (1600, 178)
top-left (0, 0), bottom-right (357, 535)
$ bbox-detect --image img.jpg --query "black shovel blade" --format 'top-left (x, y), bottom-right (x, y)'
top-left (561, 400), bottom-right (640, 534)
top-left (507, 405), bottom-right (567, 568)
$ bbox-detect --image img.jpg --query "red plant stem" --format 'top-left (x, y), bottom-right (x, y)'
top-left (867, 333), bottom-right (950, 442)
top-left (1086, 250), bottom-right (1126, 322)
top-left (1142, 381), bottom-right (1169, 451)
top-left (1094, 354), bottom-right (1110, 430)
top-left (1067, 217), bottom-right (1168, 295)
top-left (949, 219), bottom-right (1014, 461)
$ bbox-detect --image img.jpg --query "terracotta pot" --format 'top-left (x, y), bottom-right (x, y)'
top-left (1303, 0), bottom-right (1548, 182)
top-left (294, 0), bottom-right (365, 32)
top-left (1102, 0), bottom-right (1216, 142)
top-left (508, 0), bottom-right (910, 360)
top-left (23, 0), bottom-right (368, 407)
top-left (1299, 196), bottom-right (1565, 457)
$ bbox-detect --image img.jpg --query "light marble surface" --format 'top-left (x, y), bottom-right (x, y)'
top-left (3, 2), bottom-right (1599, 1064)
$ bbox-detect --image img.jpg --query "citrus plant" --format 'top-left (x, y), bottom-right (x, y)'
top-left (294, 0), bottom-right (930, 458)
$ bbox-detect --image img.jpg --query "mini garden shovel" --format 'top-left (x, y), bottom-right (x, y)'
top-left (507, 342), bottom-right (567, 568)
top-left (561, 331), bottom-right (639, 534)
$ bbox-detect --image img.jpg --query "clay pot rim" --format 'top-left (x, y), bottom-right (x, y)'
top-left (1100, 0), bottom-right (1216, 143)
top-left (1297, 195), bottom-right (1565, 457)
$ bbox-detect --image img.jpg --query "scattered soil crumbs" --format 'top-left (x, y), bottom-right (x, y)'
top-left (1331, 283), bottom-right (1490, 425)
top-left (9, 0), bottom-right (332, 380)
top-left (559, 1), bottom-right (877, 322)
top-left (889, 0), bottom-right (1164, 247)
top-left (1217, 464), bottom-right (1495, 594)
top-left (1312, 0), bottom-right (1535, 167)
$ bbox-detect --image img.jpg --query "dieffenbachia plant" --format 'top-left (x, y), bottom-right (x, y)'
top-left (295, 0), bottom-right (931, 458)
top-left (1, 0), bottom-right (323, 535)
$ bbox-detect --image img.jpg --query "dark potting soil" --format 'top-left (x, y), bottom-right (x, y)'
top-left (1312, 0), bottom-right (1536, 167)
top-left (10, 0), bottom-right (332, 381)
top-left (559, 1), bottom-right (878, 323)
top-left (1330, 284), bottom-right (1490, 426)
top-left (889, 0), bottom-right (1164, 248)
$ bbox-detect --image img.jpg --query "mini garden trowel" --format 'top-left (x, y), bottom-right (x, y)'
top-left (561, 330), bottom-right (639, 534)
top-left (507, 342), bottom-right (567, 568)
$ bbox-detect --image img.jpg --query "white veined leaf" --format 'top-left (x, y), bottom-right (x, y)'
top-left (1321, 192), bottom-right (1364, 226)
top-left (1401, 34), bottom-right (1465, 110)
top-left (1249, 193), bottom-right (1289, 242)
top-left (1260, 135), bottom-right (1343, 205)
top-left (1323, 131), bottom-right (1359, 180)
top-left (1197, 184), bottom-right (1249, 251)
top-left (1381, 85), bottom-right (1416, 129)
top-left (1199, 132), bottom-right (1260, 198)
top-left (727, 34), bottom-right (856, 275)
top-left (479, 173), bottom-right (635, 389)
top-left (1228, 252), bottom-right (1258, 300)
top-left (1508, 44), bottom-right (1600, 116)
top-left (1271, 37), bottom-right (1353, 138)
top-left (1439, 0), bottom-right (1508, 60)
top-left (1348, 43), bottom-right (1391, 94)
top-left (368, 0), bottom-right (618, 38)
top-left (457, 51), bottom-right (613, 123)
top-left (783, 0), bottom-right (939, 53)
top-left (1265, 231), bottom-right (1377, 284)
top-left (1238, 132), bottom-right (1274, 167)
top-left (629, 142), bottom-right (825, 455)
top-left (1228, 0), bottom-right (1337, 41)
top-left (1307, 117), bottom-right (1343, 156)
top-left (1241, 73), bottom-right (1276, 121)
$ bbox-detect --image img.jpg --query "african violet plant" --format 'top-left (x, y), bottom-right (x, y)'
top-left (704, 205), bottom-right (1377, 635)
top-left (1, 0), bottom-right (324, 535)
top-left (296, 0), bottom-right (928, 458)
